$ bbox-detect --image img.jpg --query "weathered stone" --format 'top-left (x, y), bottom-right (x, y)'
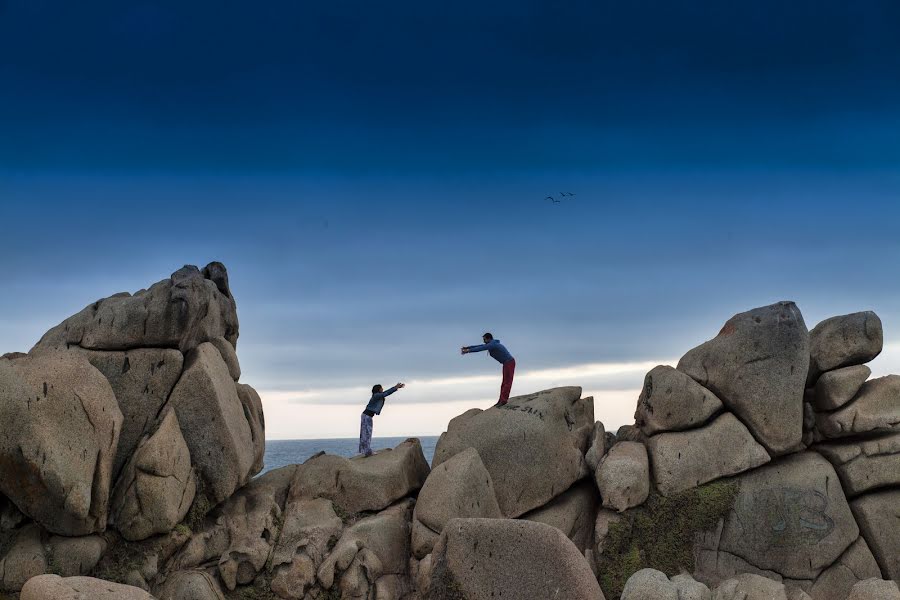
top-left (616, 424), bottom-right (647, 443)
top-left (595, 441), bottom-right (649, 512)
top-left (66, 348), bottom-right (184, 478)
top-left (635, 366), bottom-right (723, 436)
top-left (209, 336), bottom-right (241, 381)
top-left (585, 421), bottom-right (608, 471)
top-left (621, 568), bottom-right (678, 600)
top-left (814, 365), bottom-right (871, 412)
top-left (411, 448), bottom-right (501, 558)
top-left (809, 312), bottom-right (883, 383)
top-left (318, 500), bottom-right (413, 598)
top-left (433, 387), bottom-right (593, 517)
top-left (714, 574), bottom-right (788, 600)
top-left (647, 412), bottom-right (770, 496)
top-left (111, 408), bottom-right (196, 541)
top-left (851, 489), bottom-right (900, 580)
top-left (270, 497), bottom-right (342, 599)
top-left (157, 569), bottom-right (226, 600)
top-left (172, 466), bottom-right (296, 589)
top-left (593, 508), bottom-right (625, 557)
top-left (167, 342), bottom-right (256, 504)
top-left (46, 534), bottom-right (107, 577)
top-left (697, 452), bottom-right (858, 581)
top-left (677, 301), bottom-right (809, 455)
top-left (816, 376), bottom-right (900, 439)
top-left (848, 579), bottom-right (900, 600)
top-left (0, 352), bottom-right (122, 535)
top-left (522, 480), bottom-right (599, 552)
top-left (32, 262), bottom-right (239, 354)
top-left (289, 438), bottom-right (429, 515)
top-left (426, 518), bottom-right (604, 600)
top-left (21, 574), bottom-right (155, 600)
top-left (810, 537), bottom-right (883, 600)
top-left (816, 431), bottom-right (900, 497)
top-left (235, 383), bottom-right (265, 475)
top-left (672, 573), bottom-right (712, 600)
top-left (0, 523), bottom-right (47, 592)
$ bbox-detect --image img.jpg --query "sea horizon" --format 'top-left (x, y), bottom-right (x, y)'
top-left (262, 436), bottom-right (440, 474)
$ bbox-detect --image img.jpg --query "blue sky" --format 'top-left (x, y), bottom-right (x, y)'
top-left (2, 1), bottom-right (900, 437)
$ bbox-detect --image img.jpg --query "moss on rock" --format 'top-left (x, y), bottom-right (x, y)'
top-left (596, 479), bottom-right (739, 599)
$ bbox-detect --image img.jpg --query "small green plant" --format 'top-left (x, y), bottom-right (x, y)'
top-left (596, 479), bottom-right (739, 599)
top-left (332, 504), bottom-right (358, 526)
top-left (174, 523), bottom-right (192, 536)
top-left (90, 539), bottom-right (146, 585)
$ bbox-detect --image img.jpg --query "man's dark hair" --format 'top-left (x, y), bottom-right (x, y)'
top-left (372, 384), bottom-right (383, 394)
top-left (483, 332), bottom-right (493, 340)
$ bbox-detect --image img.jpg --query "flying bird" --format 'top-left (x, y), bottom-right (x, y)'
top-left (545, 196), bottom-right (561, 204)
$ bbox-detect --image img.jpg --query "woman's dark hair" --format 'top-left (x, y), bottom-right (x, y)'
top-left (483, 332), bottom-right (493, 340)
top-left (372, 384), bottom-right (383, 394)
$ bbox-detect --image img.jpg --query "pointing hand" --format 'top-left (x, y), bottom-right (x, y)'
top-left (396, 383), bottom-right (406, 389)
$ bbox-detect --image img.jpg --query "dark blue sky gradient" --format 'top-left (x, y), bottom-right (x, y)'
top-left (2, 1), bottom-right (900, 434)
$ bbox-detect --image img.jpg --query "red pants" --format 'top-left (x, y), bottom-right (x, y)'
top-left (499, 359), bottom-right (516, 404)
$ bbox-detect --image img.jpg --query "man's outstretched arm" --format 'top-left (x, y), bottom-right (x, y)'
top-left (462, 340), bottom-right (496, 354)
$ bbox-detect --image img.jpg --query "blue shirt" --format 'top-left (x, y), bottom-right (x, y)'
top-left (365, 385), bottom-right (398, 415)
top-left (465, 339), bottom-right (514, 364)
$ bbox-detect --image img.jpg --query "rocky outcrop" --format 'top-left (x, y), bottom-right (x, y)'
top-left (677, 301), bottom-right (809, 455)
top-left (270, 497), bottom-right (342, 599)
top-left (816, 376), bottom-right (900, 439)
top-left (809, 312), bottom-right (883, 384)
top-left (432, 386), bottom-right (593, 517)
top-left (32, 262), bottom-right (239, 354)
top-left (810, 537), bottom-right (884, 600)
top-left (816, 432), bottom-right (900, 497)
top-left (288, 438), bottom-right (430, 515)
top-left (621, 568), bottom-right (678, 600)
top-left (647, 412), bottom-right (770, 496)
top-left (522, 480), bottom-right (598, 552)
top-left (110, 409), bottom-right (196, 541)
top-left (426, 518), bottom-right (604, 600)
top-left (713, 574), bottom-right (789, 600)
top-left (848, 579), bottom-right (900, 600)
top-left (166, 342), bottom-right (257, 505)
top-left (595, 442), bottom-right (650, 512)
top-left (21, 574), bottom-right (155, 599)
top-left (411, 448), bottom-right (501, 558)
top-left (696, 452), bottom-right (859, 582)
top-left (852, 490), bottom-right (900, 580)
top-left (0, 352), bottom-right (122, 536)
top-left (814, 365), bottom-right (872, 412)
top-left (634, 365), bottom-right (723, 436)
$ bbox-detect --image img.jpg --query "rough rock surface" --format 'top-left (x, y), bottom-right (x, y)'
top-left (677, 301), bottom-right (809, 455)
top-left (672, 573), bottom-right (712, 600)
top-left (585, 421), bottom-right (608, 471)
top-left (696, 452), bottom-right (858, 582)
top-left (816, 431), bottom-right (900, 497)
top-left (851, 489), bottom-right (900, 580)
top-left (0, 523), bottom-right (47, 591)
top-left (0, 352), bottom-right (122, 535)
top-left (21, 574), bottom-right (155, 600)
top-left (411, 447), bottom-right (501, 558)
top-left (621, 568), bottom-right (678, 600)
top-left (634, 365), bottom-right (723, 436)
top-left (427, 518), bottom-right (604, 600)
top-left (714, 574), bottom-right (788, 600)
top-left (156, 569), bottom-right (226, 600)
top-left (270, 497), bottom-right (342, 599)
top-left (32, 262), bottom-right (239, 354)
top-left (810, 537), bottom-right (884, 600)
top-left (848, 579), bottom-right (900, 600)
top-left (595, 442), bottom-right (650, 512)
top-left (432, 387), bottom-right (593, 517)
top-left (647, 412), bottom-right (770, 496)
top-left (210, 336), bottom-right (241, 381)
top-left (167, 342), bottom-right (256, 504)
top-left (110, 408), bottom-right (196, 541)
top-left (816, 376), bottom-right (900, 439)
top-left (809, 312), bottom-right (883, 383)
top-left (318, 500), bottom-right (413, 599)
top-left (814, 365), bottom-right (872, 412)
top-left (46, 534), bottom-right (108, 577)
top-left (172, 465), bottom-right (296, 590)
top-left (235, 383), bottom-right (266, 476)
top-left (289, 438), bottom-right (430, 515)
top-left (522, 480), bottom-right (598, 552)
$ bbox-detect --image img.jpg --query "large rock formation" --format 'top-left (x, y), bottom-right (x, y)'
top-left (677, 301), bottom-right (809, 455)
top-left (432, 386), bottom-right (593, 517)
top-left (808, 312), bottom-right (883, 384)
top-left (634, 365), bottom-right (723, 436)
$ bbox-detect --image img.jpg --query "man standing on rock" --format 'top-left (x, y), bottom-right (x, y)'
top-left (359, 382), bottom-right (405, 457)
top-left (461, 332), bottom-right (516, 406)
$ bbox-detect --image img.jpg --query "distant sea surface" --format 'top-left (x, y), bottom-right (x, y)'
top-left (262, 437), bottom-right (439, 474)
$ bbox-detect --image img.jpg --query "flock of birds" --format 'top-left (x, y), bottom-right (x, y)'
top-left (545, 192), bottom-right (575, 204)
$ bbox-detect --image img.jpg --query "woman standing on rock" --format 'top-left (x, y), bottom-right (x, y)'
top-left (359, 382), bottom-right (405, 457)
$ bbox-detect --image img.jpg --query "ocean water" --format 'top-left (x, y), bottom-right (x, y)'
top-left (262, 436), bottom-right (439, 474)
